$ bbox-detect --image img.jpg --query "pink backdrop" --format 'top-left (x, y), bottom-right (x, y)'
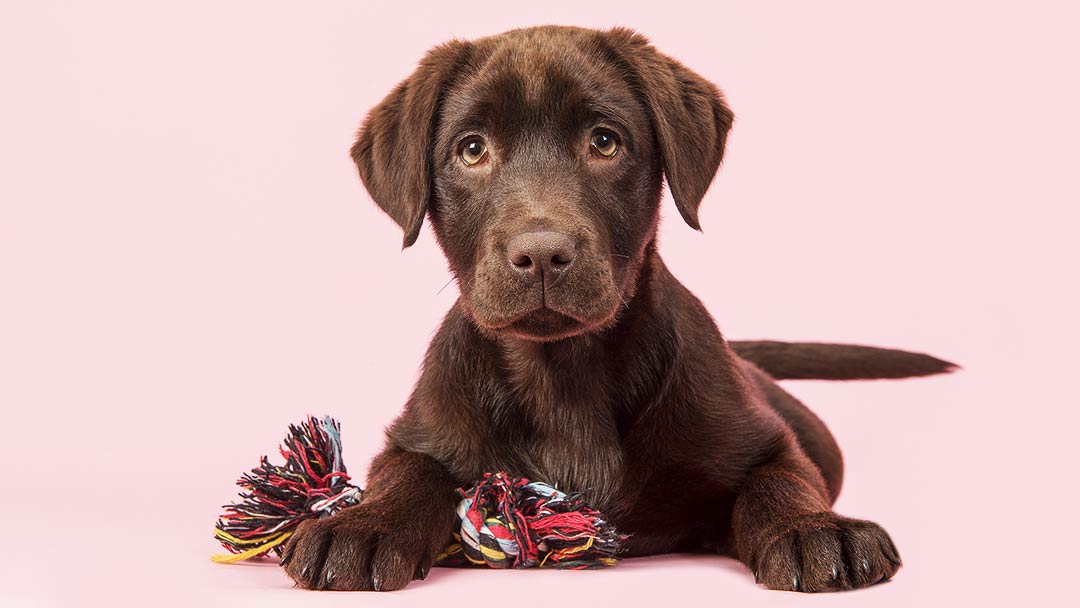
top-left (2, 1), bottom-right (1076, 606)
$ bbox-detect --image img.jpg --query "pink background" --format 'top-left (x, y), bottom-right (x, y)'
top-left (2, 1), bottom-right (1076, 606)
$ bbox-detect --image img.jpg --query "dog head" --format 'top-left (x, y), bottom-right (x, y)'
top-left (353, 26), bottom-right (733, 341)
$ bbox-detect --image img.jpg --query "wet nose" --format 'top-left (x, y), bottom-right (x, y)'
top-left (506, 231), bottom-right (577, 277)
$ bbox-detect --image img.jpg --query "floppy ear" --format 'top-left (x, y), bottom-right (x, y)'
top-left (601, 28), bottom-right (734, 230)
top-left (351, 40), bottom-right (472, 247)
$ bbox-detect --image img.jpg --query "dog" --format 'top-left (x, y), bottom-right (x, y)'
top-left (279, 25), bottom-right (955, 592)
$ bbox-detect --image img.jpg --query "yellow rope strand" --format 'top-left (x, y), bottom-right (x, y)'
top-left (210, 531), bottom-right (293, 564)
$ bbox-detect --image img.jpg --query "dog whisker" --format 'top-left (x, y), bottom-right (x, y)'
top-left (436, 277), bottom-right (456, 295)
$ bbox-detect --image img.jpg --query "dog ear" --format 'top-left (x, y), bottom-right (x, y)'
top-left (601, 28), bottom-right (734, 230)
top-left (351, 40), bottom-right (472, 247)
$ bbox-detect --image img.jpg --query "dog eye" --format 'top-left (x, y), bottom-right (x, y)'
top-left (590, 130), bottom-right (619, 158)
top-left (460, 137), bottom-right (488, 166)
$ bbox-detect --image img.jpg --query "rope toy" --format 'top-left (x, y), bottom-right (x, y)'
top-left (212, 416), bottom-right (626, 569)
top-left (212, 416), bottom-right (361, 563)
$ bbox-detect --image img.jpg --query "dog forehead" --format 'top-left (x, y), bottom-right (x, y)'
top-left (473, 27), bottom-right (613, 95)
top-left (441, 33), bottom-right (639, 135)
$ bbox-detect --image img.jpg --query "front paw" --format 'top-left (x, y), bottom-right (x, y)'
top-left (280, 502), bottom-right (444, 591)
top-left (755, 514), bottom-right (901, 592)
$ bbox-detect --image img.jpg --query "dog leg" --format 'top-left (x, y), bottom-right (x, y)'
top-left (731, 454), bottom-right (901, 592)
top-left (280, 446), bottom-right (458, 591)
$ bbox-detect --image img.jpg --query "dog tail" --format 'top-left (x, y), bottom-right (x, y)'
top-left (727, 340), bottom-right (959, 380)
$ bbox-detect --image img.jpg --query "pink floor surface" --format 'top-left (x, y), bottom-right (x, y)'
top-left (4, 367), bottom-right (1068, 607)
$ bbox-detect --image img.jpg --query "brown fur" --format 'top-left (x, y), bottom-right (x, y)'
top-left (280, 25), bottom-right (952, 593)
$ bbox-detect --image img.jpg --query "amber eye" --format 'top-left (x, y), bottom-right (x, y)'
top-left (460, 137), bottom-right (488, 166)
top-left (590, 130), bottom-right (619, 158)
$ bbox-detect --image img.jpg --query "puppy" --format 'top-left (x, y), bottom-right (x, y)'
top-left (280, 25), bottom-right (954, 592)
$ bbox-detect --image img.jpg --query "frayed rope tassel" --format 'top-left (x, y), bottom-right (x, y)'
top-left (213, 416), bottom-right (627, 569)
top-left (212, 416), bottom-right (362, 563)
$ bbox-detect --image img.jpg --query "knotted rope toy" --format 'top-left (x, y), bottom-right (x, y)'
top-left (213, 416), bottom-right (626, 569)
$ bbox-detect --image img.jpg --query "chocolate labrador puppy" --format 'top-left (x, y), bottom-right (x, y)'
top-left (280, 25), bottom-right (954, 593)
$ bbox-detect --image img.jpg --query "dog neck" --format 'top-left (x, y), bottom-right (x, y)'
top-left (490, 243), bottom-right (675, 507)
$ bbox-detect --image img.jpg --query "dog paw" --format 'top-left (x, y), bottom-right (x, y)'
top-left (755, 514), bottom-right (901, 592)
top-left (279, 503), bottom-right (441, 591)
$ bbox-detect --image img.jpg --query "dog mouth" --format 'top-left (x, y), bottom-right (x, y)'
top-left (501, 307), bottom-right (587, 341)
top-left (465, 253), bottom-right (625, 341)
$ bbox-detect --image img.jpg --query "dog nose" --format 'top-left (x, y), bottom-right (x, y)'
top-left (507, 231), bottom-right (577, 277)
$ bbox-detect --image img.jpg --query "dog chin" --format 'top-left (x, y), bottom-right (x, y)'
top-left (472, 306), bottom-right (592, 342)
top-left (469, 288), bottom-right (626, 341)
top-left (502, 307), bottom-right (588, 341)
